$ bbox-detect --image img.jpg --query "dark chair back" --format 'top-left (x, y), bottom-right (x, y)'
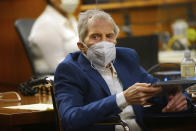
top-left (14, 19), bottom-right (54, 77)
top-left (50, 82), bottom-right (63, 131)
top-left (117, 34), bottom-right (159, 70)
top-left (14, 19), bottom-right (36, 75)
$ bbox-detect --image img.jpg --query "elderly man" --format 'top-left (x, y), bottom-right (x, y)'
top-left (54, 9), bottom-right (193, 131)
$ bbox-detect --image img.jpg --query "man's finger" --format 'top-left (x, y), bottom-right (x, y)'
top-left (162, 106), bottom-right (167, 112)
top-left (175, 100), bottom-right (187, 111)
top-left (162, 105), bottom-right (175, 112)
top-left (135, 83), bottom-right (151, 87)
top-left (167, 92), bottom-right (184, 109)
top-left (137, 86), bottom-right (161, 93)
top-left (178, 104), bottom-right (188, 111)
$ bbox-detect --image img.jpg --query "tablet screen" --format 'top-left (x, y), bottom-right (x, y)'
top-left (152, 79), bottom-right (196, 95)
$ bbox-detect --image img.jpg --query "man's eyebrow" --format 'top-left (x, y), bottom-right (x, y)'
top-left (107, 33), bottom-right (115, 35)
top-left (90, 33), bottom-right (101, 36)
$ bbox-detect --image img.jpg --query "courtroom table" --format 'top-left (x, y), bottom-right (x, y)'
top-left (0, 86), bottom-right (56, 131)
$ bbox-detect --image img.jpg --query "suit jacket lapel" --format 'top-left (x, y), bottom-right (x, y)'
top-left (113, 58), bottom-right (130, 90)
top-left (132, 105), bottom-right (143, 128)
top-left (78, 53), bottom-right (111, 96)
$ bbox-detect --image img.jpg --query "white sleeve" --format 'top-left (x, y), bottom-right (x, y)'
top-left (116, 92), bottom-right (128, 110)
top-left (29, 22), bottom-right (65, 71)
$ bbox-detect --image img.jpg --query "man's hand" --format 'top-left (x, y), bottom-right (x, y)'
top-left (124, 83), bottom-right (162, 105)
top-left (162, 92), bottom-right (187, 112)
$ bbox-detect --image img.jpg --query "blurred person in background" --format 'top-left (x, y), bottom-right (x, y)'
top-left (29, 0), bottom-right (79, 73)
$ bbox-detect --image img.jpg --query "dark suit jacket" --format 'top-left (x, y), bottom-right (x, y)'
top-left (54, 47), bottom-right (188, 131)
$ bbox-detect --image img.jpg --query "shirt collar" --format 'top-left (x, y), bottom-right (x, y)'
top-left (111, 63), bottom-right (117, 75)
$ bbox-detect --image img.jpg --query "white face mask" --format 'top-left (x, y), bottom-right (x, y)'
top-left (59, 0), bottom-right (79, 14)
top-left (83, 41), bottom-right (116, 69)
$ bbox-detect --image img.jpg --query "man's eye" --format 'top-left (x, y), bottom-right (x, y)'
top-left (107, 34), bottom-right (114, 39)
top-left (92, 36), bottom-right (97, 39)
top-left (92, 35), bottom-right (100, 40)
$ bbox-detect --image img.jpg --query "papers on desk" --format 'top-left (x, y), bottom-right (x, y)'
top-left (3, 104), bottom-right (53, 111)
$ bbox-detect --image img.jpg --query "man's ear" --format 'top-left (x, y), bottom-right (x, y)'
top-left (77, 42), bottom-right (87, 54)
top-left (114, 39), bottom-right (117, 45)
top-left (77, 42), bottom-right (84, 50)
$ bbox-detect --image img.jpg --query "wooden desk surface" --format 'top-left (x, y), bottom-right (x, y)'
top-left (0, 87), bottom-right (55, 128)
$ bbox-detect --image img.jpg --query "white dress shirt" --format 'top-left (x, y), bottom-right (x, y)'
top-left (29, 5), bottom-right (79, 73)
top-left (98, 64), bottom-right (142, 131)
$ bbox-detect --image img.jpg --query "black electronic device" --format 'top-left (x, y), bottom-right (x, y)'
top-left (152, 79), bottom-right (196, 95)
top-left (152, 79), bottom-right (196, 88)
top-left (18, 77), bottom-right (53, 96)
top-left (153, 71), bottom-right (181, 81)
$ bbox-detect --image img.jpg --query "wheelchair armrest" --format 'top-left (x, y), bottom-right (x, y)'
top-left (95, 115), bottom-right (129, 131)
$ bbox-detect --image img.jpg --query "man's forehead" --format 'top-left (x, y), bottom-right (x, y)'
top-left (87, 28), bottom-right (115, 36)
top-left (88, 17), bottom-right (111, 26)
top-left (87, 19), bottom-right (114, 34)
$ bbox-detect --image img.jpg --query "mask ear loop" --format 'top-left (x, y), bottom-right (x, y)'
top-left (81, 42), bottom-right (97, 71)
top-left (81, 42), bottom-right (88, 49)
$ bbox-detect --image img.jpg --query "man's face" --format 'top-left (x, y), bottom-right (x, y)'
top-left (84, 18), bottom-right (117, 48)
